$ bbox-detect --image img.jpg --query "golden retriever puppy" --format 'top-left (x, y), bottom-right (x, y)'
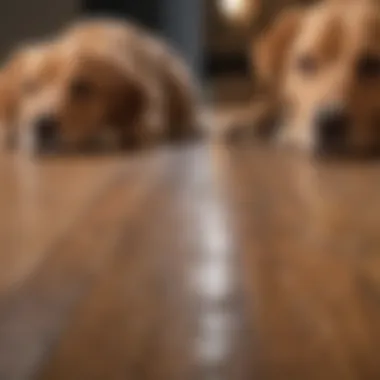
top-left (235, 0), bottom-right (380, 156)
top-left (0, 19), bottom-right (199, 154)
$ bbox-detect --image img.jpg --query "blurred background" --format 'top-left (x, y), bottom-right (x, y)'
top-left (0, 0), bottom-right (313, 106)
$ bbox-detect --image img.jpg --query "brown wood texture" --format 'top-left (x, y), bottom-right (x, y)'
top-left (0, 143), bottom-right (380, 379)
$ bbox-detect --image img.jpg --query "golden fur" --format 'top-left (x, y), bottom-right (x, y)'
top-left (0, 19), bottom-right (199, 154)
top-left (228, 0), bottom-right (380, 156)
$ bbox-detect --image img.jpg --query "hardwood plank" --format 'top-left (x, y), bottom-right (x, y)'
top-left (0, 152), bottom-right (125, 294)
top-left (0, 143), bottom-right (380, 379)
top-left (0, 152), bottom-right (159, 380)
top-left (37, 145), bottom-right (249, 380)
top-left (224, 145), bottom-right (380, 380)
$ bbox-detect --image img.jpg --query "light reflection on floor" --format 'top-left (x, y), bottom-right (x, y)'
top-left (187, 145), bottom-right (237, 377)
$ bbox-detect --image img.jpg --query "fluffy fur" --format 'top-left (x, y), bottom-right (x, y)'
top-left (227, 0), bottom-right (380, 156)
top-left (0, 19), bottom-right (200, 154)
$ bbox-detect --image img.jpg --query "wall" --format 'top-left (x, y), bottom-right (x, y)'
top-left (0, 0), bottom-right (78, 60)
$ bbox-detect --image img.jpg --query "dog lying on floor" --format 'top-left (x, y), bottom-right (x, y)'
top-left (0, 18), bottom-right (200, 155)
top-left (225, 0), bottom-right (380, 157)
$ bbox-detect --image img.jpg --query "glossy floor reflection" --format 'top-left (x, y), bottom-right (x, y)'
top-left (0, 143), bottom-right (380, 379)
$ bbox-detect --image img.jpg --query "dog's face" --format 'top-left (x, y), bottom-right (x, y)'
top-left (255, 0), bottom-right (380, 155)
top-left (1, 41), bottom-right (144, 154)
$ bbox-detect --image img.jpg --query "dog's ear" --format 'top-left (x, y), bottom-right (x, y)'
top-left (253, 8), bottom-right (304, 92)
top-left (110, 74), bottom-right (146, 127)
top-left (104, 61), bottom-right (147, 146)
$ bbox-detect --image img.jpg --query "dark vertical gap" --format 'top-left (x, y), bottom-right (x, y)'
top-left (159, 0), bottom-right (203, 79)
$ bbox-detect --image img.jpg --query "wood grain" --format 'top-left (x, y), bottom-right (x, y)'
top-left (0, 143), bottom-right (380, 379)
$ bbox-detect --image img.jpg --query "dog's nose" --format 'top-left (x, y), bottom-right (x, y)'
top-left (315, 105), bottom-right (349, 146)
top-left (34, 114), bottom-right (59, 144)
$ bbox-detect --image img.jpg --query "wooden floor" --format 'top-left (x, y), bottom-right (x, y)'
top-left (1, 142), bottom-right (380, 379)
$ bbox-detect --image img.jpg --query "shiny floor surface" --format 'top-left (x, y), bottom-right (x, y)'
top-left (0, 143), bottom-right (380, 380)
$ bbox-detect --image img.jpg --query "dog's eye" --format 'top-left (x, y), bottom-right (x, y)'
top-left (357, 55), bottom-right (380, 79)
top-left (70, 79), bottom-right (94, 100)
top-left (296, 55), bottom-right (318, 75)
